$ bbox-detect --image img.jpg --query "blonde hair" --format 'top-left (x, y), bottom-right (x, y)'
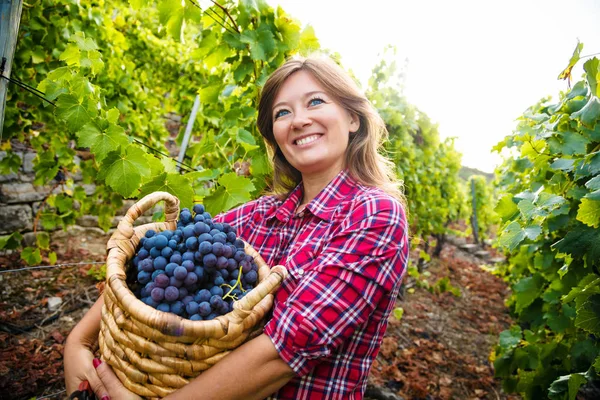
top-left (257, 55), bottom-right (406, 207)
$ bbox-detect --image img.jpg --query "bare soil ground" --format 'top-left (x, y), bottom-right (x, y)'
top-left (0, 234), bottom-right (520, 400)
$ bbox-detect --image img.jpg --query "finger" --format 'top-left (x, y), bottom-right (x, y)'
top-left (88, 358), bottom-right (110, 400)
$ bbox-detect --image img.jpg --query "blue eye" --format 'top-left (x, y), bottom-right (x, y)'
top-left (274, 109), bottom-right (290, 119)
top-left (309, 97), bottom-right (324, 106)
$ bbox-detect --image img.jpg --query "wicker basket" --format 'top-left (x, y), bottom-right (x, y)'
top-left (98, 192), bottom-right (287, 398)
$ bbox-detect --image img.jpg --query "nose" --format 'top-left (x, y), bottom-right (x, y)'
top-left (290, 109), bottom-right (312, 130)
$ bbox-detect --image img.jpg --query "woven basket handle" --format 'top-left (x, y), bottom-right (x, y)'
top-left (114, 191), bottom-right (180, 241)
top-left (236, 265), bottom-right (287, 312)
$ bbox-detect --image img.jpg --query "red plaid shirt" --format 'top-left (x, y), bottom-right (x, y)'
top-left (215, 169), bottom-right (409, 399)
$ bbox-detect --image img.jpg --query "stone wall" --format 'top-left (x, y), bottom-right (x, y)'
top-left (0, 150), bottom-right (154, 255)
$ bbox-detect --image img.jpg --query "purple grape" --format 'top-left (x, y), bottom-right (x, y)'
top-left (180, 210), bottom-right (192, 224)
top-left (210, 295), bottom-right (223, 308)
top-left (161, 247), bottom-right (174, 258)
top-left (178, 287), bottom-right (189, 299)
top-left (194, 251), bottom-right (203, 262)
top-left (143, 238), bottom-right (153, 250)
top-left (153, 256), bottom-right (167, 271)
top-left (214, 276), bottom-right (225, 286)
top-left (165, 286), bottom-right (179, 302)
top-left (168, 240), bottom-right (178, 250)
top-left (137, 271), bottom-right (151, 284)
top-left (226, 232), bottom-right (236, 243)
top-left (182, 251), bottom-right (195, 262)
top-left (202, 211), bottom-right (212, 220)
top-left (194, 266), bottom-right (205, 282)
top-left (160, 230), bottom-right (173, 239)
top-left (169, 276), bottom-right (183, 288)
top-left (170, 253), bottom-right (182, 265)
top-left (234, 239), bottom-right (244, 249)
top-left (234, 251), bottom-right (245, 262)
top-left (220, 269), bottom-right (230, 279)
top-left (184, 272), bottom-right (198, 286)
top-left (206, 313), bottom-right (217, 320)
top-left (186, 236), bottom-right (199, 251)
top-left (209, 229), bottom-right (220, 236)
top-left (145, 281), bottom-right (156, 292)
top-left (229, 279), bottom-right (238, 287)
top-left (174, 266), bottom-right (188, 280)
top-left (212, 242), bottom-right (224, 257)
top-left (137, 248), bottom-right (149, 260)
top-left (182, 260), bottom-right (195, 272)
top-left (139, 258), bottom-right (153, 272)
top-left (186, 301), bottom-right (199, 315)
top-left (195, 289), bottom-right (211, 303)
top-left (203, 254), bottom-right (217, 268)
top-left (194, 222), bottom-right (210, 235)
top-left (149, 247), bottom-right (161, 258)
top-left (199, 241), bottom-right (212, 255)
top-left (218, 303), bottom-right (230, 315)
top-left (213, 233), bottom-right (227, 244)
top-left (231, 269), bottom-right (239, 280)
top-left (155, 274), bottom-right (169, 288)
top-left (154, 235), bottom-right (168, 250)
top-left (216, 256), bottom-right (228, 270)
top-left (182, 295), bottom-right (194, 306)
top-left (145, 297), bottom-right (159, 308)
top-left (145, 230), bottom-right (156, 238)
top-left (210, 286), bottom-right (224, 297)
top-left (183, 225), bottom-right (195, 239)
top-left (198, 233), bottom-right (213, 243)
top-left (194, 214), bottom-right (205, 223)
top-left (193, 204), bottom-right (205, 215)
top-left (227, 259), bottom-right (238, 272)
top-left (157, 303), bottom-right (170, 312)
top-left (213, 223), bottom-right (223, 231)
top-left (240, 260), bottom-right (251, 273)
top-left (170, 301), bottom-right (184, 316)
top-left (223, 245), bottom-right (234, 258)
top-left (190, 314), bottom-right (202, 321)
top-left (198, 302), bottom-right (211, 317)
top-left (151, 287), bottom-right (165, 302)
top-left (165, 263), bottom-right (178, 277)
top-left (245, 270), bottom-right (258, 284)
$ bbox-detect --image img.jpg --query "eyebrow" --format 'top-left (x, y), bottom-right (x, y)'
top-left (272, 90), bottom-right (327, 112)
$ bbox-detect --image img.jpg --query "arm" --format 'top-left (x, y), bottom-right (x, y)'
top-left (64, 296), bottom-right (110, 398)
top-left (165, 334), bottom-right (295, 400)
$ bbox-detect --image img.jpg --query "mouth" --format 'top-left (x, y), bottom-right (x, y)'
top-left (294, 134), bottom-right (322, 146)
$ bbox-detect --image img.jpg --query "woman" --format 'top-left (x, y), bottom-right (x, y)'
top-left (65, 55), bottom-right (409, 400)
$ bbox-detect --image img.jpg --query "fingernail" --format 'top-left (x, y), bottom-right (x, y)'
top-left (93, 358), bottom-right (102, 368)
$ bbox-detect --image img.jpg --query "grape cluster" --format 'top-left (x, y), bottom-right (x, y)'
top-left (130, 203), bottom-right (259, 321)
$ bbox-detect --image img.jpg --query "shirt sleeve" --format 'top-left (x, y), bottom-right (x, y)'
top-left (264, 196), bottom-right (409, 376)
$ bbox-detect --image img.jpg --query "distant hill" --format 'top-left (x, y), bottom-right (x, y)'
top-left (459, 166), bottom-right (494, 183)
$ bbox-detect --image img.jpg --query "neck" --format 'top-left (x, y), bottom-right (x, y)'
top-left (299, 168), bottom-right (343, 206)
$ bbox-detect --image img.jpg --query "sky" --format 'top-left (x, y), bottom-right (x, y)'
top-left (267, 0), bottom-right (600, 173)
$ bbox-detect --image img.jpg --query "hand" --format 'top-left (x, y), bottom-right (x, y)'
top-left (94, 358), bottom-right (143, 400)
top-left (63, 336), bottom-right (108, 399)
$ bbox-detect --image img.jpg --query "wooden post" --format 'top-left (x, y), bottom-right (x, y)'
top-left (470, 178), bottom-right (480, 244)
top-left (0, 0), bottom-right (24, 140)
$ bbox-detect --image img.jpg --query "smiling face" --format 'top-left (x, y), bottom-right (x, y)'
top-left (271, 70), bottom-right (360, 179)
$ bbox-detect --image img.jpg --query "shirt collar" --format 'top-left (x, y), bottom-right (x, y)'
top-left (266, 169), bottom-right (358, 223)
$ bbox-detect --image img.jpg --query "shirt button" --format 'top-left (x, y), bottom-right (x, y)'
top-left (297, 268), bottom-right (304, 276)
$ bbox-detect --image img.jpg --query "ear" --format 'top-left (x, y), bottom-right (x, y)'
top-left (349, 112), bottom-right (360, 133)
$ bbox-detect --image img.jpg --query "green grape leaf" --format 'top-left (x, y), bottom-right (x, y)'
top-left (199, 84), bottom-right (221, 104)
top-left (56, 94), bottom-right (96, 132)
top-left (186, 169), bottom-right (220, 182)
top-left (498, 325), bottom-right (522, 352)
top-left (498, 221), bottom-right (526, 252)
top-left (576, 198), bottom-right (600, 228)
top-left (585, 175), bottom-right (600, 190)
top-left (204, 173), bottom-right (255, 215)
top-left (71, 31), bottom-right (99, 51)
top-left (21, 247), bottom-right (42, 266)
top-left (594, 355), bottom-right (600, 371)
top-left (566, 80), bottom-right (589, 100)
top-left (513, 274), bottom-right (545, 313)
top-left (59, 44), bottom-right (80, 66)
top-left (583, 57), bottom-right (599, 97)
top-left (139, 173), bottom-right (194, 210)
top-left (518, 199), bottom-right (535, 220)
top-left (234, 56), bottom-right (255, 82)
top-left (550, 158), bottom-right (575, 171)
top-left (49, 251), bottom-right (57, 265)
top-left (575, 294), bottom-right (600, 335)
top-left (236, 128), bottom-right (259, 151)
top-left (102, 146), bottom-right (151, 197)
top-left (299, 25), bottom-right (320, 54)
top-left (572, 96), bottom-right (600, 128)
top-left (548, 373), bottom-right (588, 400)
top-left (77, 122), bottom-right (129, 161)
top-left (80, 50), bottom-right (104, 74)
top-left (563, 274), bottom-right (600, 303)
top-left (558, 41), bottom-right (583, 81)
top-left (0, 232), bottom-right (23, 250)
top-left (560, 132), bottom-right (590, 155)
top-left (36, 232), bottom-right (50, 250)
top-left (524, 225), bottom-right (542, 240)
top-left (553, 225), bottom-right (600, 260)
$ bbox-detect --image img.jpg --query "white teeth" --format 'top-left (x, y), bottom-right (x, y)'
top-left (296, 135), bottom-right (320, 145)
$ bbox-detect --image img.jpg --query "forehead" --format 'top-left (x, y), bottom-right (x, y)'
top-left (273, 70), bottom-right (326, 104)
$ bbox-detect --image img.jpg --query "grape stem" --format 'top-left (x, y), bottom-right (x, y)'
top-left (223, 265), bottom-right (245, 300)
